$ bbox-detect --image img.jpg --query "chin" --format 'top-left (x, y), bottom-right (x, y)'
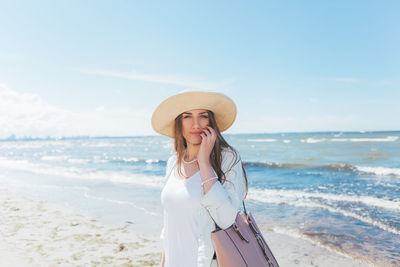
top-left (188, 138), bottom-right (202, 145)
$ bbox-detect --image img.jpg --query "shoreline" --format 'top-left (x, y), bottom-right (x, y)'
top-left (0, 188), bottom-right (162, 266)
top-left (1, 187), bottom-right (377, 266)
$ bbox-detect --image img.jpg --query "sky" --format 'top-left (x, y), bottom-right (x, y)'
top-left (0, 0), bottom-right (399, 138)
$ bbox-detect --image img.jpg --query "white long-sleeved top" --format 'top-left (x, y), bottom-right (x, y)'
top-left (160, 148), bottom-right (246, 267)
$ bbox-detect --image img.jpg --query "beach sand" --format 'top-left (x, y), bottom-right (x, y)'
top-left (0, 188), bottom-right (374, 267)
top-left (0, 188), bottom-right (162, 266)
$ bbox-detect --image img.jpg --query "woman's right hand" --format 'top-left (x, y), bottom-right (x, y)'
top-left (197, 126), bottom-right (217, 164)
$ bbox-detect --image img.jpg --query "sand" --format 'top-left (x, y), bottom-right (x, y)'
top-left (0, 187), bottom-right (376, 267)
top-left (0, 188), bottom-right (161, 266)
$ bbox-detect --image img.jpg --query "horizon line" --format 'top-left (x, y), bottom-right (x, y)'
top-left (1, 129), bottom-right (399, 141)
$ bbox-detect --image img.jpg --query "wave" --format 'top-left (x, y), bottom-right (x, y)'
top-left (248, 136), bottom-right (399, 144)
top-left (67, 158), bottom-right (91, 164)
top-left (243, 161), bottom-right (400, 177)
top-left (331, 136), bottom-right (399, 142)
top-left (300, 136), bottom-right (399, 143)
top-left (248, 188), bottom-right (400, 212)
top-left (301, 138), bottom-right (326, 143)
top-left (0, 141), bottom-right (68, 149)
top-left (41, 156), bottom-right (69, 161)
top-left (110, 157), bottom-right (164, 164)
top-left (80, 142), bottom-right (124, 148)
top-left (0, 158), bottom-right (166, 188)
top-left (248, 139), bottom-right (277, 142)
top-left (244, 161), bottom-right (307, 169)
top-left (38, 155), bottom-right (166, 165)
top-left (354, 166), bottom-right (400, 177)
top-left (248, 188), bottom-right (400, 235)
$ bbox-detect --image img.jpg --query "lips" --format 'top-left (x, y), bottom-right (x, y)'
top-left (191, 132), bottom-right (202, 135)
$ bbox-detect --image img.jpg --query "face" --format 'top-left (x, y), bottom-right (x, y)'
top-left (181, 109), bottom-right (210, 145)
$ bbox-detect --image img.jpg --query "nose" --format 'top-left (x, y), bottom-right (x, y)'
top-left (192, 117), bottom-right (201, 129)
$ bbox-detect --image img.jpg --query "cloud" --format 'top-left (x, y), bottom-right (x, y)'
top-left (0, 83), bottom-right (154, 138)
top-left (74, 68), bottom-right (234, 90)
top-left (0, 83), bottom-right (74, 138)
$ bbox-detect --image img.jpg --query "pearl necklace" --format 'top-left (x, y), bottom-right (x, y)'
top-left (183, 151), bottom-right (198, 164)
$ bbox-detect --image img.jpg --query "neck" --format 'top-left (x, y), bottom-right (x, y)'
top-left (185, 143), bottom-right (200, 161)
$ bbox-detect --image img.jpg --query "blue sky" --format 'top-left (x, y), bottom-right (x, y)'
top-left (0, 1), bottom-right (399, 138)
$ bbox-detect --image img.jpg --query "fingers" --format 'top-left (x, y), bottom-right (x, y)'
top-left (200, 127), bottom-right (211, 136)
top-left (200, 126), bottom-right (216, 143)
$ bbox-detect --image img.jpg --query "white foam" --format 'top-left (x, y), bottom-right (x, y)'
top-left (331, 136), bottom-right (399, 142)
top-left (41, 155), bottom-right (69, 161)
top-left (145, 159), bottom-right (160, 164)
top-left (301, 138), bottom-right (326, 143)
top-left (0, 157), bottom-right (166, 188)
top-left (283, 139), bottom-right (291, 143)
top-left (248, 139), bottom-right (277, 142)
top-left (249, 188), bottom-right (400, 212)
top-left (112, 157), bottom-right (139, 163)
top-left (0, 141), bottom-right (69, 149)
top-left (92, 156), bottom-right (108, 163)
top-left (355, 166), bottom-right (400, 177)
top-left (330, 138), bottom-right (349, 142)
top-left (67, 158), bottom-right (91, 164)
top-left (81, 142), bottom-right (122, 147)
top-left (248, 188), bottom-right (400, 235)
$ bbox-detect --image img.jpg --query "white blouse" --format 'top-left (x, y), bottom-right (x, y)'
top-left (160, 148), bottom-right (246, 267)
top-left (161, 168), bottom-right (203, 267)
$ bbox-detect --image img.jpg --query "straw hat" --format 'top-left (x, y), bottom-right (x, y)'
top-left (151, 90), bottom-right (237, 138)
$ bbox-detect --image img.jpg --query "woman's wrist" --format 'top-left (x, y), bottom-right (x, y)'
top-left (197, 158), bottom-right (211, 167)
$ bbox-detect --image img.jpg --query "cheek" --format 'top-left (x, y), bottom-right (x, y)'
top-left (182, 121), bottom-right (191, 134)
top-left (201, 119), bottom-right (210, 127)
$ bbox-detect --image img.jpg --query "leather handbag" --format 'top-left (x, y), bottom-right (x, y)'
top-left (210, 201), bottom-right (279, 267)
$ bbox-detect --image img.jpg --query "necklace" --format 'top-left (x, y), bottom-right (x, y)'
top-left (183, 151), bottom-right (198, 164)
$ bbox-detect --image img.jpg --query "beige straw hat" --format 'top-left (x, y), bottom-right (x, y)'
top-left (151, 90), bottom-right (237, 138)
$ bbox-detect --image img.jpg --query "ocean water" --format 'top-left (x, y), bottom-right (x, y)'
top-left (0, 131), bottom-right (399, 266)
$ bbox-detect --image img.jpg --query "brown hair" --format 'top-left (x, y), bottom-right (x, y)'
top-left (173, 110), bottom-right (248, 200)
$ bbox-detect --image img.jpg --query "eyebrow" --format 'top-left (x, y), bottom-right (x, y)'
top-left (183, 112), bottom-right (208, 115)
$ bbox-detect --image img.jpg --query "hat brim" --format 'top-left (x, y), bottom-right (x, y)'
top-left (151, 91), bottom-right (237, 138)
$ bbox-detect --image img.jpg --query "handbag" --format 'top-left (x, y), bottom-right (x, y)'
top-left (209, 201), bottom-right (279, 267)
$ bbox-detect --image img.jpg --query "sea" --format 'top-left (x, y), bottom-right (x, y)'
top-left (0, 131), bottom-right (399, 266)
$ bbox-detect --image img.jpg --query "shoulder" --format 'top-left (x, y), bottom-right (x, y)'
top-left (166, 153), bottom-right (177, 168)
top-left (165, 153), bottom-right (177, 176)
top-left (167, 153), bottom-right (177, 164)
top-left (221, 147), bottom-right (241, 162)
top-left (221, 147), bottom-right (242, 172)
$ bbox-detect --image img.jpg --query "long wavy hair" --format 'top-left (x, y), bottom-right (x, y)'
top-left (173, 110), bottom-right (248, 200)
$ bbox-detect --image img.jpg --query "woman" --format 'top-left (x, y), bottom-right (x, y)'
top-left (151, 90), bottom-right (248, 267)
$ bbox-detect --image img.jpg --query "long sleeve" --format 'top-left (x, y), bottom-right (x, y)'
top-left (200, 148), bottom-right (246, 229)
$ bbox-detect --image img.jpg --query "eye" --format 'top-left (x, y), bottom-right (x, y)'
top-left (183, 115), bottom-right (190, 118)
top-left (201, 115), bottom-right (208, 118)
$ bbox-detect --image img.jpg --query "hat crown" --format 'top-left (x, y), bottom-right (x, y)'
top-left (151, 91), bottom-right (237, 138)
